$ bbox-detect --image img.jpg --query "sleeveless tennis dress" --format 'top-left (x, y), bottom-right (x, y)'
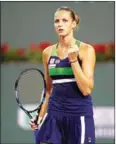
top-left (35, 40), bottom-right (95, 144)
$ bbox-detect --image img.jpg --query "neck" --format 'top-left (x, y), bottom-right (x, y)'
top-left (58, 31), bottom-right (76, 48)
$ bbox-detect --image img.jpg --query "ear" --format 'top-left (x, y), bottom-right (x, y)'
top-left (72, 21), bottom-right (77, 29)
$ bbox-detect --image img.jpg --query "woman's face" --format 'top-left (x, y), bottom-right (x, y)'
top-left (54, 10), bottom-right (76, 37)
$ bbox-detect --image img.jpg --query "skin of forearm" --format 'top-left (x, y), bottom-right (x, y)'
top-left (71, 61), bottom-right (93, 96)
top-left (38, 91), bottom-right (51, 118)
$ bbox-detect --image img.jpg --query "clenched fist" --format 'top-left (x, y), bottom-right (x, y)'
top-left (68, 45), bottom-right (79, 62)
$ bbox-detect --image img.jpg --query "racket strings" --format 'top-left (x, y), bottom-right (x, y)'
top-left (17, 70), bottom-right (44, 110)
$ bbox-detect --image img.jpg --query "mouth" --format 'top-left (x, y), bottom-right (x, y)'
top-left (58, 29), bottom-right (64, 32)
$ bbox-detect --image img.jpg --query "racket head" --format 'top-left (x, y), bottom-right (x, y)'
top-left (15, 68), bottom-right (46, 115)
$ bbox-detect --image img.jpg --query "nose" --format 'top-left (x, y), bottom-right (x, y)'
top-left (57, 21), bottom-right (63, 28)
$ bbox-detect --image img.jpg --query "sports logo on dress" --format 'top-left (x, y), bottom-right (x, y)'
top-left (88, 137), bottom-right (92, 143)
top-left (49, 58), bottom-right (56, 68)
top-left (50, 58), bottom-right (55, 64)
top-left (55, 59), bottom-right (60, 64)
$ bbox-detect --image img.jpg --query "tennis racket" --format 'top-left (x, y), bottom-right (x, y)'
top-left (14, 68), bottom-right (46, 121)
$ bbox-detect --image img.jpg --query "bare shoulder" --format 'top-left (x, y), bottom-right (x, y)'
top-left (43, 44), bottom-right (56, 55)
top-left (80, 41), bottom-right (95, 54)
top-left (42, 44), bottom-right (57, 62)
top-left (79, 41), bottom-right (95, 61)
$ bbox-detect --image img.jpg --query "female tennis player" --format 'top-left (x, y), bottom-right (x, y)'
top-left (30, 6), bottom-right (96, 144)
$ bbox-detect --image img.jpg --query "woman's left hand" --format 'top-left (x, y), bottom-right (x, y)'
top-left (67, 45), bottom-right (79, 62)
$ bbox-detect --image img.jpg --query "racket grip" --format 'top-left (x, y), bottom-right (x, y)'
top-left (32, 114), bottom-right (38, 125)
top-left (33, 114), bottom-right (43, 125)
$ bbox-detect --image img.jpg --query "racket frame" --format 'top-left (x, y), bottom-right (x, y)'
top-left (15, 68), bottom-right (46, 119)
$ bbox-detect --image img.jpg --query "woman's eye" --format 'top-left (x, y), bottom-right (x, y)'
top-left (54, 19), bottom-right (68, 23)
top-left (63, 19), bottom-right (68, 22)
top-left (54, 19), bottom-right (59, 23)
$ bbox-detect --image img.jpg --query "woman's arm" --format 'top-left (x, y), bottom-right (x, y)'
top-left (68, 44), bottom-right (96, 96)
top-left (29, 46), bottom-right (53, 130)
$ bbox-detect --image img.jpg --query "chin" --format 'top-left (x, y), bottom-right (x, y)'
top-left (58, 33), bottom-right (68, 37)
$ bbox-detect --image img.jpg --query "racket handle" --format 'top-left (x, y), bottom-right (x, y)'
top-left (32, 114), bottom-right (43, 125)
top-left (30, 113), bottom-right (39, 124)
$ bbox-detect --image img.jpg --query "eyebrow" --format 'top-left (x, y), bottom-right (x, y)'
top-left (54, 18), bottom-right (68, 20)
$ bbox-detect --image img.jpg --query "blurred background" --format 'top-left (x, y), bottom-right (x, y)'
top-left (1, 1), bottom-right (115, 144)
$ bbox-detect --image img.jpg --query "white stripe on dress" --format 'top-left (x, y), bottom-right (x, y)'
top-left (52, 78), bottom-right (76, 84)
top-left (38, 113), bottom-right (48, 129)
top-left (80, 116), bottom-right (85, 144)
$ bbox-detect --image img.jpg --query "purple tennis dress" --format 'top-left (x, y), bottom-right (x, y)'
top-left (34, 40), bottom-right (95, 144)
